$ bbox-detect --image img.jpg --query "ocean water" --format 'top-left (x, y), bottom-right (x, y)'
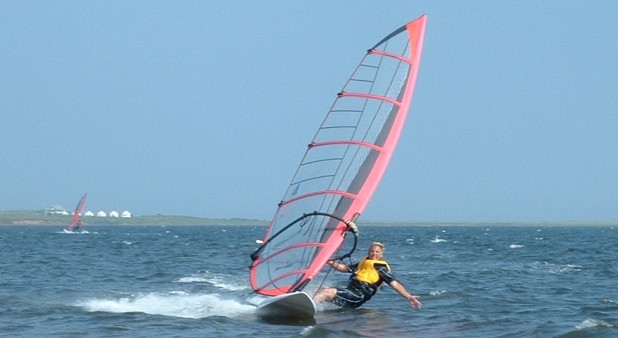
top-left (1, 224), bottom-right (617, 337)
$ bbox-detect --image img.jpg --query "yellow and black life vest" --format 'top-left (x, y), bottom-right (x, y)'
top-left (354, 258), bottom-right (391, 285)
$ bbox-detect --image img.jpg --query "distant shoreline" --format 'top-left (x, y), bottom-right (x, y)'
top-left (1, 210), bottom-right (617, 227)
top-left (0, 210), bottom-right (268, 226)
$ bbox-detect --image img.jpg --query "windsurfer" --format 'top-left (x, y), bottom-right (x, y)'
top-left (314, 241), bottom-right (422, 309)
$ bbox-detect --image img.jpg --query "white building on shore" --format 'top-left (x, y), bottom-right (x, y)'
top-left (46, 205), bottom-right (69, 215)
top-left (44, 200), bottom-right (134, 219)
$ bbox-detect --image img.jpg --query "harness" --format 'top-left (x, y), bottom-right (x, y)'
top-left (349, 258), bottom-right (391, 296)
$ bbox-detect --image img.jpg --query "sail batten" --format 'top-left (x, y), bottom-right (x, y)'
top-left (338, 92), bottom-right (402, 107)
top-left (310, 140), bottom-right (384, 151)
top-left (250, 15), bottom-right (427, 297)
top-left (279, 190), bottom-right (357, 208)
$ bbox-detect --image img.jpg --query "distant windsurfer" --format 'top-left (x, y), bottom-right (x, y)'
top-left (314, 241), bottom-right (422, 309)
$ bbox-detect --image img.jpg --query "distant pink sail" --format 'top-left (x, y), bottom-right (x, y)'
top-left (250, 15), bottom-right (427, 297)
top-left (68, 193), bottom-right (87, 231)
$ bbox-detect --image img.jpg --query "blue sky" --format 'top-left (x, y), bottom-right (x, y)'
top-left (1, 1), bottom-right (617, 222)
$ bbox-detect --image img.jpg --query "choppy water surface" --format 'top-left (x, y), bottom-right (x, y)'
top-left (1, 224), bottom-right (617, 337)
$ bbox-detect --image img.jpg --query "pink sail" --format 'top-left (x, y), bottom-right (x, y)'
top-left (250, 15), bottom-right (427, 297)
top-left (67, 193), bottom-right (87, 232)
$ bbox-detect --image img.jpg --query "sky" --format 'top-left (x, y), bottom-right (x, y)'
top-left (1, 1), bottom-right (617, 223)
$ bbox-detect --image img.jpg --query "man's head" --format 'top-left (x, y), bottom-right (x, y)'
top-left (367, 241), bottom-right (384, 260)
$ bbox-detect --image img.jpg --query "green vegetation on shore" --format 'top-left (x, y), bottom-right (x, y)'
top-left (0, 210), bottom-right (268, 226)
top-left (2, 210), bottom-right (615, 227)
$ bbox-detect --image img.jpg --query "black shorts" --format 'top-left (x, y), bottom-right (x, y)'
top-left (333, 287), bottom-right (366, 308)
top-left (332, 281), bottom-right (375, 309)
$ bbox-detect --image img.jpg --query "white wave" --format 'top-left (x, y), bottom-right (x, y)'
top-left (177, 271), bottom-right (248, 291)
top-left (431, 236), bottom-right (447, 243)
top-left (61, 229), bottom-right (91, 234)
top-left (177, 276), bottom-right (208, 283)
top-left (576, 318), bottom-right (614, 329)
top-left (76, 291), bottom-right (254, 319)
top-left (534, 261), bottom-right (582, 274)
top-left (509, 244), bottom-right (523, 249)
top-left (113, 240), bottom-right (135, 246)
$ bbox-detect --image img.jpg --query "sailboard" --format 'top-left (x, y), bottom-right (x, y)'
top-left (67, 193), bottom-right (87, 232)
top-left (249, 15), bottom-right (427, 318)
top-left (256, 291), bottom-right (316, 318)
